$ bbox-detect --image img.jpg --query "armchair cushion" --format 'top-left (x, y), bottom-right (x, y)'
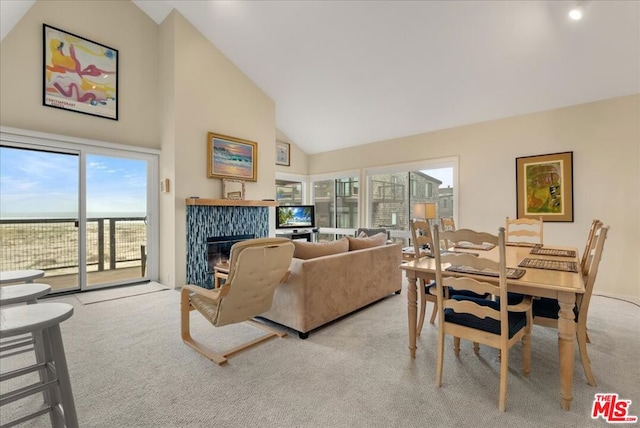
top-left (347, 232), bottom-right (387, 250)
top-left (293, 237), bottom-right (349, 260)
top-left (444, 296), bottom-right (527, 339)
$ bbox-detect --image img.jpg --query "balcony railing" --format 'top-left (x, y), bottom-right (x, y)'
top-left (0, 217), bottom-right (146, 275)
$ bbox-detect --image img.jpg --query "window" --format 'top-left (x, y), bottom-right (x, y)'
top-left (311, 173), bottom-right (359, 241)
top-left (366, 157), bottom-right (457, 243)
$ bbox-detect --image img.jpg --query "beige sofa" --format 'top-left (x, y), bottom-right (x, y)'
top-left (260, 236), bottom-right (402, 338)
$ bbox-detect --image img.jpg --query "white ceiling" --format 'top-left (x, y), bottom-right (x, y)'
top-left (2, 1), bottom-right (639, 154)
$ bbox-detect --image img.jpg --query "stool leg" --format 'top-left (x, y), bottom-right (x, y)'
top-left (41, 327), bottom-right (64, 428)
top-left (47, 324), bottom-right (79, 428)
top-left (32, 330), bottom-right (54, 406)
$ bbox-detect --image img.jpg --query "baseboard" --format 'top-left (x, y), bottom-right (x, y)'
top-left (593, 291), bottom-right (640, 307)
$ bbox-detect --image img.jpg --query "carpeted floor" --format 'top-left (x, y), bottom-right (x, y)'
top-left (1, 282), bottom-right (638, 427)
top-left (73, 282), bottom-right (170, 305)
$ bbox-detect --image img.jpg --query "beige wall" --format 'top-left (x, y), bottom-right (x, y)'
top-left (309, 95), bottom-right (640, 301)
top-left (160, 12), bottom-right (277, 287)
top-left (0, 0), bottom-right (159, 148)
top-left (276, 129), bottom-right (309, 175)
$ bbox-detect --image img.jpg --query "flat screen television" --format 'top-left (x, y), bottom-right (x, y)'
top-left (276, 205), bottom-right (315, 230)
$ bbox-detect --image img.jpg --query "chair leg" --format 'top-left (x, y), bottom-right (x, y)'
top-left (454, 337), bottom-right (461, 357)
top-left (498, 346), bottom-right (508, 412)
top-left (585, 329), bottom-right (591, 344)
top-left (522, 312), bottom-right (532, 378)
top-left (429, 304), bottom-right (438, 325)
top-left (577, 327), bottom-right (596, 386)
top-left (180, 288), bottom-right (228, 365)
top-left (473, 342), bottom-right (480, 355)
top-left (436, 327), bottom-right (444, 387)
top-left (417, 279), bottom-right (427, 336)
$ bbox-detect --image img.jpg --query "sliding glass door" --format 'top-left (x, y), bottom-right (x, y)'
top-left (0, 146), bottom-right (81, 292)
top-left (0, 139), bottom-right (156, 293)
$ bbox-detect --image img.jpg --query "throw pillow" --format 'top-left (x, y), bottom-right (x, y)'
top-left (347, 232), bottom-right (387, 251)
top-left (358, 231), bottom-right (368, 238)
top-left (293, 237), bottom-right (349, 260)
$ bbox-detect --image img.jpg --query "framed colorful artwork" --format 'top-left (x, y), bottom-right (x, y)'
top-left (516, 151), bottom-right (574, 222)
top-left (43, 24), bottom-right (118, 120)
top-left (276, 141), bottom-right (290, 166)
top-left (207, 132), bottom-right (258, 181)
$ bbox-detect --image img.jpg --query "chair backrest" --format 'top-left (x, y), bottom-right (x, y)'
top-left (439, 217), bottom-right (456, 249)
top-left (440, 217), bottom-right (456, 232)
top-left (410, 219), bottom-right (434, 257)
top-left (505, 216), bottom-right (543, 244)
top-left (581, 219), bottom-right (603, 276)
top-left (577, 225), bottom-right (608, 325)
top-left (214, 237), bottom-right (294, 326)
top-left (433, 226), bottom-right (508, 336)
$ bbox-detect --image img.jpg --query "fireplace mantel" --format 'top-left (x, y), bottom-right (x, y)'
top-left (185, 198), bottom-right (279, 207)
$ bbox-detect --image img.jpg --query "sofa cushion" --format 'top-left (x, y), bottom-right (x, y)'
top-left (347, 232), bottom-right (387, 251)
top-left (293, 237), bottom-right (349, 260)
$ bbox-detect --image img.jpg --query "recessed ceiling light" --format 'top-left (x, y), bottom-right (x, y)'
top-left (569, 7), bottom-right (583, 21)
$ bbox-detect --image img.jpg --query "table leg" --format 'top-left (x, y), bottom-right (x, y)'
top-left (557, 291), bottom-right (577, 410)
top-left (407, 275), bottom-right (418, 358)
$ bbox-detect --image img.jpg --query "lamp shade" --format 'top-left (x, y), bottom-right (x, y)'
top-left (412, 202), bottom-right (437, 220)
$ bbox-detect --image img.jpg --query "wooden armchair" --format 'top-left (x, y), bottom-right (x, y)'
top-left (181, 238), bottom-right (294, 365)
top-left (505, 216), bottom-right (543, 245)
top-left (433, 225), bottom-right (533, 411)
top-left (532, 224), bottom-right (609, 386)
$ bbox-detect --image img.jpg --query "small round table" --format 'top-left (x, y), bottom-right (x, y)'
top-left (0, 269), bottom-right (45, 285)
top-left (0, 283), bottom-right (52, 306)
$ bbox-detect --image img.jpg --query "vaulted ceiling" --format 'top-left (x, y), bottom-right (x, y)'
top-left (2, 1), bottom-right (639, 154)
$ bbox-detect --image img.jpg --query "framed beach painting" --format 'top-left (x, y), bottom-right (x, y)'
top-left (207, 132), bottom-right (258, 181)
top-left (43, 24), bottom-right (118, 120)
top-left (516, 151), bottom-right (574, 222)
top-left (276, 141), bottom-right (290, 166)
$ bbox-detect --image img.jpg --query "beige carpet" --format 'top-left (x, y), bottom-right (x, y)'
top-left (1, 282), bottom-right (638, 427)
top-left (73, 281), bottom-right (170, 305)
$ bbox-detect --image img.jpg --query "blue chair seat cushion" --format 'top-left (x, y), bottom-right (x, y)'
top-left (532, 297), bottom-right (578, 321)
top-left (444, 296), bottom-right (527, 339)
top-left (425, 282), bottom-right (489, 300)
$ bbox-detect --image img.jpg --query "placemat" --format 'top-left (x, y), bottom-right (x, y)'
top-left (445, 265), bottom-right (526, 279)
top-left (441, 250), bottom-right (479, 257)
top-left (453, 242), bottom-right (496, 251)
top-left (518, 258), bottom-right (578, 273)
top-left (529, 247), bottom-right (577, 258)
top-left (506, 242), bottom-right (543, 248)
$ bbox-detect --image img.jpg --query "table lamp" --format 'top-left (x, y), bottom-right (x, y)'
top-left (412, 202), bottom-right (437, 223)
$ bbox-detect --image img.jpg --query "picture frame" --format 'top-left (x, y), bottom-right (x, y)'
top-left (516, 151), bottom-right (574, 222)
top-left (43, 24), bottom-right (118, 120)
top-left (207, 132), bottom-right (258, 181)
top-left (276, 141), bottom-right (290, 166)
top-left (222, 179), bottom-right (245, 200)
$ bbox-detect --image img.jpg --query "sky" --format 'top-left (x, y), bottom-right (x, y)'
top-left (422, 168), bottom-right (453, 188)
top-left (0, 147), bottom-right (147, 218)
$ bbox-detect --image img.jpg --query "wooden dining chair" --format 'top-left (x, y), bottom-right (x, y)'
top-left (505, 216), bottom-right (543, 244)
top-left (433, 225), bottom-right (533, 412)
top-left (581, 219), bottom-right (603, 276)
top-left (439, 217), bottom-right (456, 249)
top-left (410, 219), bottom-right (438, 335)
top-left (532, 224), bottom-right (608, 386)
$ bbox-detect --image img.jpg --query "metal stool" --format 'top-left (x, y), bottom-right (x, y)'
top-left (0, 283), bottom-right (52, 358)
top-left (0, 303), bottom-right (78, 428)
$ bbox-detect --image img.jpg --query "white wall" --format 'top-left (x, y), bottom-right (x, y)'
top-left (308, 95), bottom-right (640, 301)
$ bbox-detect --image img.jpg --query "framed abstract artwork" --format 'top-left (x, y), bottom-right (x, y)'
top-left (43, 24), bottom-right (118, 120)
top-left (207, 132), bottom-right (258, 181)
top-left (516, 151), bottom-right (574, 222)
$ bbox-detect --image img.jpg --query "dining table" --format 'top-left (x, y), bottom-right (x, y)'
top-left (399, 243), bottom-right (585, 411)
top-left (0, 269), bottom-right (45, 285)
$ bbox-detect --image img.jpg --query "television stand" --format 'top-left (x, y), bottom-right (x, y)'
top-left (276, 230), bottom-right (317, 242)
